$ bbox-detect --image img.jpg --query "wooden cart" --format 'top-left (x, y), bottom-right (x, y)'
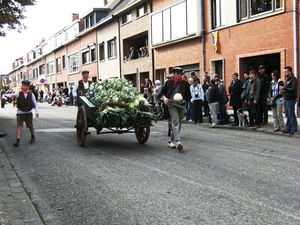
top-left (75, 96), bottom-right (151, 147)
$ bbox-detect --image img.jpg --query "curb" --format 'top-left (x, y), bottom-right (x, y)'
top-left (0, 148), bottom-right (43, 225)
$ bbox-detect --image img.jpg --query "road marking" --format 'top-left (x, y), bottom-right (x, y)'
top-left (35, 128), bottom-right (75, 132)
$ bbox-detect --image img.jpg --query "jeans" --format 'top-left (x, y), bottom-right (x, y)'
top-left (186, 101), bottom-right (194, 121)
top-left (284, 99), bottom-right (298, 132)
top-left (250, 99), bottom-right (261, 125)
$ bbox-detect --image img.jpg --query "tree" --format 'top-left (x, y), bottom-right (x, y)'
top-left (0, 0), bottom-right (36, 37)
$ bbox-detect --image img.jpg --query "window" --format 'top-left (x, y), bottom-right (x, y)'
top-left (108, 39), bottom-right (116, 58)
top-left (56, 57), bottom-right (61, 73)
top-left (28, 70), bottom-right (32, 79)
top-left (82, 51), bottom-right (90, 64)
top-left (68, 52), bottom-right (79, 73)
top-left (151, 0), bottom-right (198, 45)
top-left (122, 12), bottom-right (132, 24)
top-left (62, 55), bottom-right (66, 69)
top-left (33, 68), bottom-right (38, 79)
top-left (39, 65), bottom-right (45, 75)
top-left (47, 61), bottom-right (54, 74)
top-left (137, 4), bottom-right (147, 17)
top-left (210, 59), bottom-right (224, 80)
top-left (211, 0), bottom-right (225, 29)
top-left (91, 48), bottom-right (96, 62)
top-left (239, 0), bottom-right (284, 20)
top-left (99, 43), bottom-right (105, 61)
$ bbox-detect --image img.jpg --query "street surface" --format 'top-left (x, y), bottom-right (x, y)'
top-left (0, 103), bottom-right (300, 224)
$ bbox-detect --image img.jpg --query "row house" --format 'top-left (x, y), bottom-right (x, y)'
top-left (8, 0), bottom-right (299, 113)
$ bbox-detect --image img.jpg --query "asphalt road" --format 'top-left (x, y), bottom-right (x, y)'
top-left (0, 103), bottom-right (300, 224)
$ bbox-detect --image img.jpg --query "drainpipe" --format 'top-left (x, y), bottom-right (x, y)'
top-left (200, 0), bottom-right (205, 78)
top-left (148, 0), bottom-right (154, 82)
top-left (293, 0), bottom-right (298, 114)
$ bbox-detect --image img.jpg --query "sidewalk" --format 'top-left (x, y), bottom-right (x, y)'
top-left (0, 147), bottom-right (43, 225)
top-left (184, 110), bottom-right (300, 138)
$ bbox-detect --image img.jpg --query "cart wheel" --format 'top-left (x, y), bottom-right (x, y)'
top-left (135, 126), bottom-right (150, 144)
top-left (76, 106), bottom-right (88, 147)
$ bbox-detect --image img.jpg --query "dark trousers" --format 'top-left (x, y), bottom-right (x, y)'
top-left (193, 100), bottom-right (203, 123)
top-left (250, 99), bottom-right (261, 125)
top-left (203, 99), bottom-right (209, 116)
top-left (233, 105), bottom-right (242, 124)
top-left (245, 103), bottom-right (254, 125)
top-left (260, 93), bottom-right (268, 123)
top-left (219, 96), bottom-right (227, 123)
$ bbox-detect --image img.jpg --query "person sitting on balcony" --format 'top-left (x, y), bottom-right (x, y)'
top-left (130, 47), bottom-right (139, 60)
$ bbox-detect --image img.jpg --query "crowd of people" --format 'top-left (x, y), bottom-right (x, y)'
top-left (124, 46), bottom-right (149, 62)
top-left (143, 65), bottom-right (298, 150)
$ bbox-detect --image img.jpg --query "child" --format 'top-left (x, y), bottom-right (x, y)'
top-left (3, 80), bottom-right (39, 147)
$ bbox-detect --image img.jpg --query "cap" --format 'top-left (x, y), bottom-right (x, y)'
top-left (82, 70), bottom-right (89, 74)
top-left (258, 65), bottom-right (265, 69)
top-left (172, 67), bottom-right (183, 74)
top-left (22, 80), bottom-right (30, 86)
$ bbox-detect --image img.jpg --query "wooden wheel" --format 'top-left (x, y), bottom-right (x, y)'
top-left (76, 106), bottom-right (88, 147)
top-left (135, 126), bottom-right (150, 144)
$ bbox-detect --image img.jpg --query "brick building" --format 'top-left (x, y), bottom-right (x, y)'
top-left (8, 0), bottom-right (299, 113)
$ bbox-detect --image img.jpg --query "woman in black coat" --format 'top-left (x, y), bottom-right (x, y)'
top-left (229, 72), bottom-right (243, 126)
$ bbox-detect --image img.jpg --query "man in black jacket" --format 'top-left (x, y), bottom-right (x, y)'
top-left (207, 79), bottom-right (220, 128)
top-left (280, 66), bottom-right (298, 134)
top-left (258, 65), bottom-right (271, 125)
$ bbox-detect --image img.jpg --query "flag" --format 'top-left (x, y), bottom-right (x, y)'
top-left (212, 31), bottom-right (219, 53)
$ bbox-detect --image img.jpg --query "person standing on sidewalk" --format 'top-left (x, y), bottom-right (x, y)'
top-left (247, 70), bottom-right (261, 130)
top-left (190, 78), bottom-right (204, 124)
top-left (269, 70), bottom-right (285, 132)
top-left (228, 72), bottom-right (243, 126)
top-left (280, 66), bottom-right (298, 135)
top-left (258, 65), bottom-right (271, 125)
top-left (242, 71), bottom-right (255, 127)
top-left (158, 67), bottom-right (191, 151)
top-left (206, 79), bottom-right (220, 128)
top-left (3, 80), bottom-right (39, 147)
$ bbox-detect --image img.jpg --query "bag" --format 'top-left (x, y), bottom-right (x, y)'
top-left (267, 100), bottom-right (276, 108)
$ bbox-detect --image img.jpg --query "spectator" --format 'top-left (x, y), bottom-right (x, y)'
top-left (1, 89), bottom-right (6, 108)
top-left (202, 76), bottom-right (210, 117)
top-left (228, 72), bottom-right (243, 126)
top-left (185, 78), bottom-right (195, 122)
top-left (204, 71), bottom-right (211, 83)
top-left (69, 86), bottom-right (74, 106)
top-left (242, 71), bottom-right (255, 127)
top-left (40, 89), bottom-right (44, 103)
top-left (130, 47), bottom-right (139, 60)
top-left (206, 79), bottom-right (220, 128)
top-left (247, 70), bottom-right (261, 130)
top-left (269, 70), bottom-right (285, 132)
top-left (216, 78), bottom-right (228, 125)
top-left (258, 64), bottom-right (271, 125)
top-left (190, 78), bottom-right (204, 124)
top-left (280, 66), bottom-right (298, 134)
top-left (190, 71), bottom-right (197, 80)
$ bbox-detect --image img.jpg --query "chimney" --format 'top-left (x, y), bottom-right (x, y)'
top-left (72, 13), bottom-right (79, 22)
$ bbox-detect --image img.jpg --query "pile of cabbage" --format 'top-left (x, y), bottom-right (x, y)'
top-left (86, 78), bottom-right (155, 128)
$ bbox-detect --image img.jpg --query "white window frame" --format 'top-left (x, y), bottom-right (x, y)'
top-left (108, 39), bottom-right (116, 59)
top-left (68, 52), bottom-right (79, 73)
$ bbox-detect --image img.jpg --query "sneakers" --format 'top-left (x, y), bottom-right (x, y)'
top-left (168, 142), bottom-right (176, 149)
top-left (210, 123), bottom-right (218, 128)
top-left (289, 131), bottom-right (298, 135)
top-left (169, 141), bottom-right (184, 151)
top-left (176, 141), bottom-right (183, 151)
top-left (13, 141), bottom-right (20, 147)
